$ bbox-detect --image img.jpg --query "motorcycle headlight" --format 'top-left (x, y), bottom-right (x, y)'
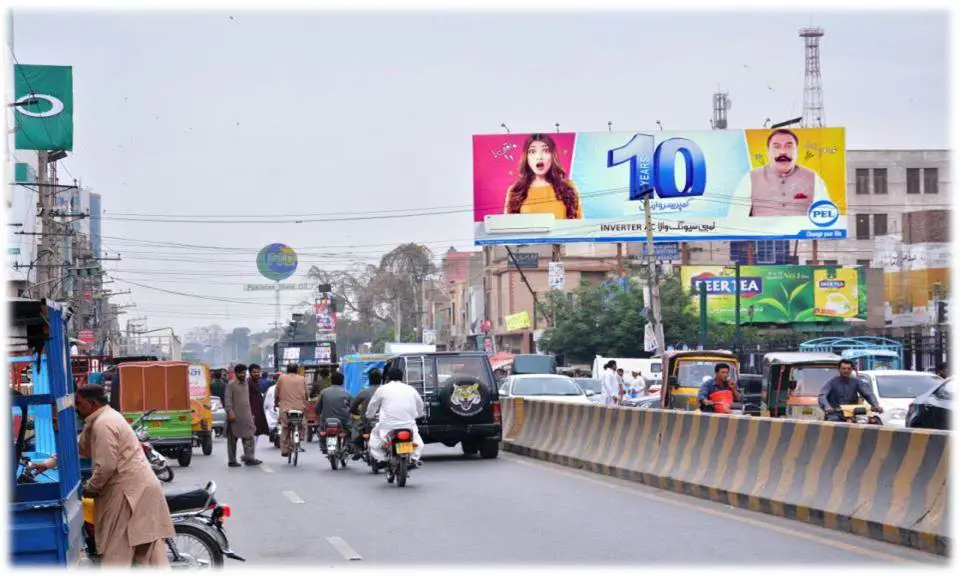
top-left (888, 408), bottom-right (907, 421)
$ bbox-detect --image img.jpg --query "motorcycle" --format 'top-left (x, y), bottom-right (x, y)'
top-left (80, 480), bottom-right (245, 567)
top-left (131, 410), bottom-right (175, 483)
top-left (320, 418), bottom-right (349, 470)
top-left (385, 428), bottom-right (418, 488)
top-left (835, 404), bottom-right (883, 425)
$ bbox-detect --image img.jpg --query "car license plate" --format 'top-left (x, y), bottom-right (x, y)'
top-left (395, 442), bottom-right (414, 455)
top-left (802, 407), bottom-right (813, 415)
top-left (326, 438), bottom-right (337, 450)
top-left (149, 420), bottom-right (162, 429)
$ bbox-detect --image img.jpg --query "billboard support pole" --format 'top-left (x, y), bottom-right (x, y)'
top-left (734, 263), bottom-right (742, 355)
top-left (699, 282), bottom-right (708, 349)
top-left (643, 192), bottom-right (665, 357)
top-left (274, 281), bottom-right (281, 340)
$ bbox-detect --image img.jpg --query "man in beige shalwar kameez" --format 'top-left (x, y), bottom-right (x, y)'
top-left (76, 385), bottom-right (175, 566)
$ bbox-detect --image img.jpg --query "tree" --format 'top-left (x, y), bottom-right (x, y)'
top-left (539, 278), bottom-right (648, 363)
top-left (306, 243), bottom-right (440, 344)
top-left (538, 274), bottom-right (762, 361)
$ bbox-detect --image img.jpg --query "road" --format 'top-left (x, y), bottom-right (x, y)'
top-left (172, 435), bottom-right (944, 566)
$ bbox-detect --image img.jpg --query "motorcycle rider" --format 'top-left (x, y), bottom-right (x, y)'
top-left (365, 367), bottom-right (425, 469)
top-left (348, 368), bottom-right (383, 459)
top-left (275, 364), bottom-right (309, 458)
top-left (818, 359), bottom-right (883, 422)
top-left (316, 371), bottom-right (352, 454)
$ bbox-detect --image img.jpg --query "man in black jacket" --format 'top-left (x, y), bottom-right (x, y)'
top-left (348, 368), bottom-right (382, 458)
top-left (316, 372), bottom-right (352, 454)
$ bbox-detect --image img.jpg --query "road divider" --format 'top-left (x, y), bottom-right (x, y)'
top-left (501, 399), bottom-right (949, 556)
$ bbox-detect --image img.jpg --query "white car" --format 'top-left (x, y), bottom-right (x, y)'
top-left (499, 374), bottom-right (595, 404)
top-left (858, 370), bottom-right (944, 428)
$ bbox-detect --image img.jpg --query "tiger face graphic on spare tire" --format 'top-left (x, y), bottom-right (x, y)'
top-left (449, 382), bottom-right (482, 417)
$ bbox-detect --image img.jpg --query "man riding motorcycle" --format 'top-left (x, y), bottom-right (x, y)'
top-left (348, 368), bottom-right (383, 460)
top-left (316, 372), bottom-right (352, 454)
top-left (817, 359), bottom-right (884, 422)
top-left (365, 367), bottom-right (425, 469)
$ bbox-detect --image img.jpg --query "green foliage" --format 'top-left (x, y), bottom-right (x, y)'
top-left (538, 274), bottom-right (771, 361)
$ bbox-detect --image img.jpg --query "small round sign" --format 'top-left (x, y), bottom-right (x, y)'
top-left (808, 200), bottom-right (840, 228)
top-left (257, 243), bottom-right (298, 281)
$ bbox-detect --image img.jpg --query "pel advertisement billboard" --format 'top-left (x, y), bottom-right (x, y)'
top-left (473, 128), bottom-right (846, 245)
top-left (680, 265), bottom-right (867, 324)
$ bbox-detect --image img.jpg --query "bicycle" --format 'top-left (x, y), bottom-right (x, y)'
top-left (285, 410), bottom-right (304, 466)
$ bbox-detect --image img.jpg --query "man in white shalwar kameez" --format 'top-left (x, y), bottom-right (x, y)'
top-left (365, 367), bottom-right (426, 466)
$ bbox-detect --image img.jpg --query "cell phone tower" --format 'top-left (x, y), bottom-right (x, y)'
top-left (799, 26), bottom-right (825, 128)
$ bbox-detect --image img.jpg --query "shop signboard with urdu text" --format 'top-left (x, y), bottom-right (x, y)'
top-left (681, 265), bottom-right (866, 324)
top-left (473, 128), bottom-right (846, 245)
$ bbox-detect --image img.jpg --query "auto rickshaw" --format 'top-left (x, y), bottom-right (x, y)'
top-left (188, 364), bottom-right (215, 456)
top-left (761, 352), bottom-right (848, 419)
top-left (660, 350), bottom-right (739, 411)
top-left (106, 360), bottom-right (194, 466)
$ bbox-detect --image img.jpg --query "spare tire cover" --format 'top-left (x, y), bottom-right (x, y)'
top-left (439, 376), bottom-right (489, 418)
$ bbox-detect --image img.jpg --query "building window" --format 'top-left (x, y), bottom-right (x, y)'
top-left (906, 168), bottom-right (921, 195)
top-left (924, 168), bottom-right (939, 194)
top-left (730, 240), bottom-right (789, 265)
top-left (872, 168), bottom-right (887, 195)
top-left (823, 260), bottom-right (839, 266)
top-left (856, 259), bottom-right (871, 267)
top-left (755, 240), bottom-right (789, 264)
top-left (855, 169), bottom-right (870, 195)
top-left (873, 213), bottom-right (888, 237)
top-left (856, 214), bottom-right (871, 240)
top-left (729, 241), bottom-right (749, 264)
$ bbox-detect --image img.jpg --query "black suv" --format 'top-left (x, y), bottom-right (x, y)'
top-left (382, 352), bottom-right (501, 459)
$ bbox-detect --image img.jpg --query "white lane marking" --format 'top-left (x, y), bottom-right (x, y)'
top-left (282, 490), bottom-right (304, 504)
top-left (326, 536), bottom-right (362, 561)
top-left (262, 465), bottom-right (275, 474)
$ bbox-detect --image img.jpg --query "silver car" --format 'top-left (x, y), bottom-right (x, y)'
top-left (211, 396), bottom-right (226, 437)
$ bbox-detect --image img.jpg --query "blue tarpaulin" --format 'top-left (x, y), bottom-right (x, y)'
top-left (340, 354), bottom-right (391, 396)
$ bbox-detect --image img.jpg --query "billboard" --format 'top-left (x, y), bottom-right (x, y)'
top-left (473, 129), bottom-right (846, 245)
top-left (681, 265), bottom-right (867, 324)
top-left (14, 64), bottom-right (74, 151)
top-left (256, 243), bottom-right (297, 281)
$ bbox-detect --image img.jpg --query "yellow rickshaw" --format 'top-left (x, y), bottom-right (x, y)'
top-left (660, 350), bottom-right (739, 411)
top-left (188, 364), bottom-right (214, 456)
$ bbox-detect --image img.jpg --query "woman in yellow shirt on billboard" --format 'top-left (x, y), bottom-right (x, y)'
top-left (503, 133), bottom-right (583, 220)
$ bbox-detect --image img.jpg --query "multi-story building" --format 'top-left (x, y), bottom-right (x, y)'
top-left (482, 244), bottom-right (621, 354)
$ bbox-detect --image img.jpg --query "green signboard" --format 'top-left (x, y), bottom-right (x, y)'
top-left (681, 265), bottom-right (867, 324)
top-left (14, 64), bottom-right (74, 151)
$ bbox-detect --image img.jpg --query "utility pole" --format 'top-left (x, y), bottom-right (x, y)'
top-left (34, 151), bottom-right (51, 298)
top-left (394, 294), bottom-right (401, 342)
top-left (643, 190), bottom-right (665, 357)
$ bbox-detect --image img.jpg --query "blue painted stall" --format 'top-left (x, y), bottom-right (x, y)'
top-left (10, 300), bottom-right (84, 566)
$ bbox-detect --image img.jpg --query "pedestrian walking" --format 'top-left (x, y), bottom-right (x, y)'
top-left (224, 364), bottom-right (261, 467)
top-left (75, 385), bottom-right (175, 565)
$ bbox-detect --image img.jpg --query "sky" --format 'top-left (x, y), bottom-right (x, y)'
top-left (7, 9), bottom-right (951, 337)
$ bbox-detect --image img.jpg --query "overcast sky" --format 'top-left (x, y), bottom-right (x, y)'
top-left (8, 10), bottom-right (950, 336)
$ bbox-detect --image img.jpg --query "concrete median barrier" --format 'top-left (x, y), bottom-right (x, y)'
top-left (502, 399), bottom-right (949, 556)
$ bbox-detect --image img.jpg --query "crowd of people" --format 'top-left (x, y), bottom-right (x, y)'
top-left (210, 363), bottom-right (425, 468)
